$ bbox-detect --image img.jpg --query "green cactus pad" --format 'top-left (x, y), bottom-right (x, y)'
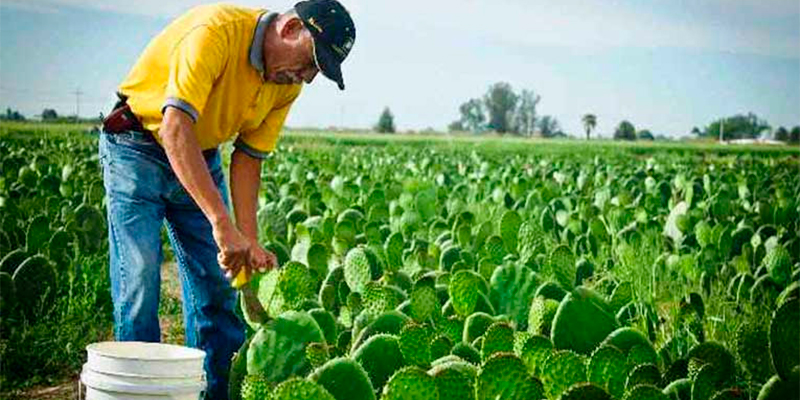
top-left (310, 357), bottom-right (376, 400)
top-left (410, 283), bottom-right (438, 322)
top-left (757, 372), bottom-right (800, 400)
top-left (518, 221), bottom-right (546, 262)
top-left (499, 210), bottom-right (522, 254)
top-left (400, 323), bottom-right (432, 368)
top-left (481, 322), bottom-right (515, 361)
top-left (241, 374), bottom-right (273, 400)
top-left (381, 366), bottom-right (439, 400)
top-left (489, 262), bottom-right (540, 330)
top-left (450, 270), bottom-right (482, 317)
top-left (12, 254), bottom-right (56, 318)
top-left (345, 247), bottom-right (373, 293)
top-left (559, 383), bottom-right (612, 400)
top-left (0, 272), bottom-right (15, 318)
top-left (464, 312), bottom-right (495, 344)
top-left (734, 321), bottom-right (774, 382)
top-left (229, 337), bottom-right (251, 400)
top-left (476, 353), bottom-right (545, 400)
top-left (551, 288), bottom-right (618, 355)
top-left (685, 342), bottom-right (736, 387)
top-left (662, 378), bottom-right (691, 400)
top-left (351, 310), bottom-right (410, 353)
top-left (690, 364), bottom-right (720, 400)
top-left (769, 297), bottom-right (800, 380)
top-left (246, 311), bottom-right (325, 383)
top-left (520, 335), bottom-right (554, 377)
top-left (622, 384), bottom-right (668, 400)
top-left (627, 344), bottom-right (659, 370)
top-left (588, 345), bottom-right (627, 399)
top-left (451, 342), bottom-right (481, 365)
top-left (271, 378), bottom-right (336, 400)
top-left (431, 334), bottom-right (454, 361)
top-left (601, 328), bottom-right (652, 355)
top-left (430, 365), bottom-right (475, 400)
top-left (528, 296), bottom-right (560, 336)
top-left (541, 350), bottom-right (588, 400)
top-left (762, 245), bottom-right (792, 286)
top-left (440, 246), bottom-right (462, 272)
top-left (484, 236), bottom-right (507, 265)
top-left (362, 282), bottom-right (399, 317)
top-left (353, 334), bottom-right (404, 392)
top-left (547, 245), bottom-right (577, 290)
top-left (306, 342), bottom-right (330, 369)
top-left (278, 261), bottom-right (316, 310)
top-left (536, 281), bottom-right (568, 302)
top-left (626, 364), bottom-right (661, 390)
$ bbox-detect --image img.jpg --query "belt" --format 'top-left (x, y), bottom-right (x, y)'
top-left (103, 93), bottom-right (218, 158)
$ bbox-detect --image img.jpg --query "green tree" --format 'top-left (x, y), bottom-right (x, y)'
top-left (703, 113), bottom-right (770, 140)
top-left (447, 120), bottom-right (464, 132)
top-left (42, 108), bottom-right (59, 120)
top-left (513, 89), bottom-right (540, 136)
top-left (638, 129), bottom-right (654, 140)
top-left (2, 108), bottom-right (25, 121)
top-left (614, 120), bottom-right (636, 140)
top-left (582, 114), bottom-right (597, 140)
top-left (456, 98), bottom-right (486, 133)
top-left (538, 115), bottom-right (560, 138)
top-left (483, 82), bottom-right (518, 134)
top-left (375, 107), bottom-right (395, 133)
top-left (774, 127), bottom-right (789, 142)
top-left (790, 126), bottom-right (800, 144)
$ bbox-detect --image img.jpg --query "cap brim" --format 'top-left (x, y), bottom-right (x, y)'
top-left (311, 38), bottom-right (345, 90)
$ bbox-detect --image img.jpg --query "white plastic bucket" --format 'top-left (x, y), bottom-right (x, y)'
top-left (81, 341), bottom-right (206, 400)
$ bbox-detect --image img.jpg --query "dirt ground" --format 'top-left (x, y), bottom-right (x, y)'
top-left (7, 262), bottom-right (184, 400)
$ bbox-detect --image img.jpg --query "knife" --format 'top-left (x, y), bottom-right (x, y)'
top-left (231, 269), bottom-right (269, 325)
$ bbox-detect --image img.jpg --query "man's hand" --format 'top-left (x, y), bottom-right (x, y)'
top-left (214, 220), bottom-right (278, 280)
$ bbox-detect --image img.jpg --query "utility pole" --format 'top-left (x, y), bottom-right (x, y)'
top-left (719, 118), bottom-right (725, 143)
top-left (73, 87), bottom-right (83, 121)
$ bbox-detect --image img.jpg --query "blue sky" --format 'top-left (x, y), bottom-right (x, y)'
top-left (1, 0), bottom-right (798, 137)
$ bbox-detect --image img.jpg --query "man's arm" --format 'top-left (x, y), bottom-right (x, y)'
top-left (229, 148), bottom-right (277, 273)
top-left (159, 107), bottom-right (259, 275)
top-left (229, 148), bottom-right (261, 241)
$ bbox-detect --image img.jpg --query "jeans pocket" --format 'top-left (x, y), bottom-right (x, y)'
top-left (112, 131), bottom-right (159, 147)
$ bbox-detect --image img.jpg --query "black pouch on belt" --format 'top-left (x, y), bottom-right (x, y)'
top-left (102, 94), bottom-right (148, 134)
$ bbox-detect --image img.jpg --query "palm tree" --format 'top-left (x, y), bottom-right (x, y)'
top-left (582, 114), bottom-right (597, 140)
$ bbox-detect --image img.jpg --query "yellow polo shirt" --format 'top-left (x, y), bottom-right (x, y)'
top-left (118, 3), bottom-right (302, 158)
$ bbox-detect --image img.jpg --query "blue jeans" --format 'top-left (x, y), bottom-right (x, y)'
top-left (99, 130), bottom-right (244, 400)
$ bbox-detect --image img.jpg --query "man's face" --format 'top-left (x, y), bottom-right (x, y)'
top-left (266, 19), bottom-right (319, 85)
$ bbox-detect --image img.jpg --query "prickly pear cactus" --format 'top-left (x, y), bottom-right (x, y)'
top-left (309, 357), bottom-right (376, 400)
top-left (476, 353), bottom-right (545, 400)
top-left (270, 378), bottom-right (336, 400)
top-left (381, 366), bottom-right (439, 400)
top-left (769, 297), bottom-right (800, 380)
top-left (541, 350), bottom-right (587, 399)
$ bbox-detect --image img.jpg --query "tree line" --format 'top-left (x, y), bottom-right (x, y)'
top-left (374, 82), bottom-right (799, 144)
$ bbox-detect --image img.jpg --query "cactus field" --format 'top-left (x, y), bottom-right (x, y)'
top-left (1, 125), bottom-right (799, 399)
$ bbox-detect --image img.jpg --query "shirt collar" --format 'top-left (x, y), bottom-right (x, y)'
top-left (249, 12), bottom-right (277, 78)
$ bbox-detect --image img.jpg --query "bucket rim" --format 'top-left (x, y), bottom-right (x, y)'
top-left (86, 341), bottom-right (206, 361)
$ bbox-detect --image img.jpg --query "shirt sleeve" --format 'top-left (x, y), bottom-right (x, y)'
top-left (162, 26), bottom-right (226, 122)
top-left (234, 86), bottom-right (302, 159)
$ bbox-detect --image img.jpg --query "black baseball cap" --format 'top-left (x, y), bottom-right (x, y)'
top-left (294, 0), bottom-right (355, 90)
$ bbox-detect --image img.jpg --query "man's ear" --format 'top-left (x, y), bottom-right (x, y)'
top-left (280, 17), bottom-right (305, 40)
